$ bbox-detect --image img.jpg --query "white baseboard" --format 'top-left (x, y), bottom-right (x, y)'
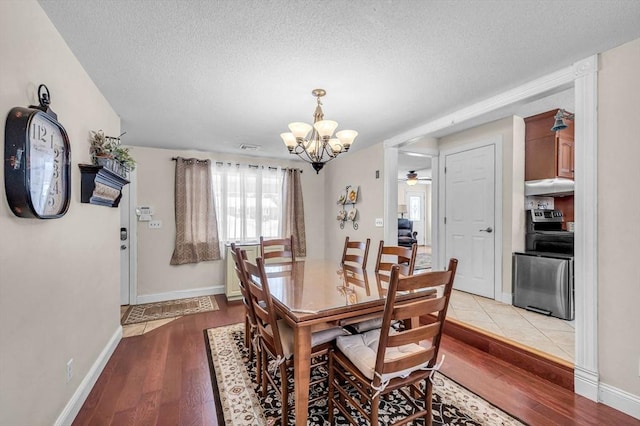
top-left (574, 366), bottom-right (599, 401)
top-left (55, 326), bottom-right (122, 426)
top-left (136, 285), bottom-right (225, 304)
top-left (599, 382), bottom-right (640, 420)
top-left (501, 292), bottom-right (512, 304)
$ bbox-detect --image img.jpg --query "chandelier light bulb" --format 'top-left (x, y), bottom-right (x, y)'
top-left (280, 132), bottom-right (297, 151)
top-left (288, 122), bottom-right (313, 139)
top-left (313, 120), bottom-right (338, 139)
top-left (329, 139), bottom-right (343, 153)
top-left (335, 129), bottom-right (358, 150)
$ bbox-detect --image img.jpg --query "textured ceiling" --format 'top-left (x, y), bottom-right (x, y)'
top-left (38, 0), bottom-right (640, 162)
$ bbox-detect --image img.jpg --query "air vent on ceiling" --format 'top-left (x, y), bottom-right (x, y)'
top-left (240, 144), bottom-right (261, 151)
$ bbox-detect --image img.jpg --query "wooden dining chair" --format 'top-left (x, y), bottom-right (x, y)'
top-left (229, 244), bottom-right (260, 361)
top-left (341, 237), bottom-right (371, 269)
top-left (328, 259), bottom-right (459, 426)
top-left (342, 240), bottom-right (419, 334)
top-left (375, 240), bottom-right (417, 278)
top-left (242, 256), bottom-right (348, 424)
top-left (342, 263), bottom-right (370, 297)
top-left (260, 235), bottom-right (295, 263)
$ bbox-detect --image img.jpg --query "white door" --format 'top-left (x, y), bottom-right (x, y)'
top-left (120, 183), bottom-right (131, 305)
top-left (406, 191), bottom-right (425, 245)
top-left (445, 144), bottom-right (495, 298)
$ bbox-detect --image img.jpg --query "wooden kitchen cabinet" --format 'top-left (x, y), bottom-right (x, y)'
top-left (525, 109), bottom-right (574, 181)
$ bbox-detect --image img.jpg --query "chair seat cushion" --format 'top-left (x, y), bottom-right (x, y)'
top-left (267, 320), bottom-right (350, 358)
top-left (336, 328), bottom-right (430, 382)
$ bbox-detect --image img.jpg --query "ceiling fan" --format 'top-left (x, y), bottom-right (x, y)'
top-left (399, 170), bottom-right (432, 186)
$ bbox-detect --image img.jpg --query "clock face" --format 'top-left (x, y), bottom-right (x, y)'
top-left (5, 96), bottom-right (71, 219)
top-left (28, 113), bottom-right (68, 216)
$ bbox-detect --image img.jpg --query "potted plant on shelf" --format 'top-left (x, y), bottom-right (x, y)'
top-left (89, 130), bottom-right (136, 177)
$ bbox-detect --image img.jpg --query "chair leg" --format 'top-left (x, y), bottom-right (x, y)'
top-left (280, 363), bottom-right (289, 425)
top-left (255, 340), bottom-right (262, 391)
top-left (425, 379), bottom-right (433, 426)
top-left (370, 393), bottom-right (380, 425)
top-left (244, 316), bottom-right (253, 359)
top-left (260, 348), bottom-right (268, 398)
top-left (328, 351), bottom-right (335, 424)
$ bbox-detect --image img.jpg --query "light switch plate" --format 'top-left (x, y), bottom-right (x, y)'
top-left (149, 220), bottom-right (162, 229)
top-left (375, 218), bottom-right (383, 227)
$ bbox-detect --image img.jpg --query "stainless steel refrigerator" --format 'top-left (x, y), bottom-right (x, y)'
top-left (512, 252), bottom-right (574, 320)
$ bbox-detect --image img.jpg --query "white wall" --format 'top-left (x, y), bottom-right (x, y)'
top-left (597, 37), bottom-right (640, 399)
top-left (438, 116), bottom-right (524, 295)
top-left (0, 2), bottom-right (121, 424)
top-left (130, 146), bottom-right (325, 300)
top-left (323, 143), bottom-right (385, 262)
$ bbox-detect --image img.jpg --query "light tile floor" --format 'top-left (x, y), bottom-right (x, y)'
top-left (446, 290), bottom-right (575, 363)
top-left (120, 305), bottom-right (179, 337)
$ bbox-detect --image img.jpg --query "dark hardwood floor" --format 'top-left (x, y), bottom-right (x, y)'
top-left (73, 295), bottom-right (639, 425)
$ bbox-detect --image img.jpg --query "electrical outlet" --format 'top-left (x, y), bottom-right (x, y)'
top-left (149, 220), bottom-right (162, 229)
top-left (66, 358), bottom-right (73, 383)
top-left (375, 218), bottom-right (383, 227)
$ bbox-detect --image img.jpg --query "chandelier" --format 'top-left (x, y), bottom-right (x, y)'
top-left (280, 89), bottom-right (357, 173)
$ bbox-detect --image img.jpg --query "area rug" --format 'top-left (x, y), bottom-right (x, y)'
top-left (122, 295), bottom-right (219, 325)
top-left (206, 323), bottom-right (524, 425)
top-left (415, 252), bottom-right (432, 271)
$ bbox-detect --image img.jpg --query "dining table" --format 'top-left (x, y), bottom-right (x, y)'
top-left (258, 258), bottom-right (432, 425)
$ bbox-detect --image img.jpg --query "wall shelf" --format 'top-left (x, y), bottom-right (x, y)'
top-left (78, 164), bottom-right (130, 207)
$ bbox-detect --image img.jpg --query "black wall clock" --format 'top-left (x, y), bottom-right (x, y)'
top-left (4, 84), bottom-right (71, 219)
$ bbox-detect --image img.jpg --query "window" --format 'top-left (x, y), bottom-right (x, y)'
top-left (408, 195), bottom-right (421, 221)
top-left (212, 164), bottom-right (283, 243)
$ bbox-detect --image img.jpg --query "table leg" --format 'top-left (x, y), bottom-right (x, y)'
top-left (293, 325), bottom-right (312, 425)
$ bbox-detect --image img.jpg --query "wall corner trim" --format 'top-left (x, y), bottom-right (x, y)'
top-left (54, 326), bottom-right (123, 426)
top-left (574, 365), bottom-right (599, 401)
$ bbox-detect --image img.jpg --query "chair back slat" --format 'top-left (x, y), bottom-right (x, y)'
top-left (392, 297), bottom-right (447, 320)
top-left (387, 322), bottom-right (441, 347)
top-left (381, 347), bottom-right (436, 376)
top-left (341, 237), bottom-right (371, 269)
top-left (260, 235), bottom-right (295, 263)
top-left (375, 240), bottom-right (417, 276)
top-left (374, 259), bottom-right (458, 385)
top-left (242, 256), bottom-right (285, 357)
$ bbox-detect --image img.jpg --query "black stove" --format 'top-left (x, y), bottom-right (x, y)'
top-left (525, 209), bottom-right (574, 255)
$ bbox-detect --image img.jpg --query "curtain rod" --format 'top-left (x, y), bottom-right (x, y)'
top-left (170, 157), bottom-right (303, 173)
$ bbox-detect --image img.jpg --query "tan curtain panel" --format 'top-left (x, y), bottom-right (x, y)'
top-left (282, 168), bottom-right (306, 257)
top-left (170, 157), bottom-right (221, 265)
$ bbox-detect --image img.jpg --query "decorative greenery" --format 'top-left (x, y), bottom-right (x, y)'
top-left (90, 130), bottom-right (136, 171)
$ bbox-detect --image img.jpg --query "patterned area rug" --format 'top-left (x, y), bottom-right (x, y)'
top-left (122, 295), bottom-right (219, 325)
top-left (206, 323), bottom-right (524, 426)
top-left (415, 252), bottom-right (432, 271)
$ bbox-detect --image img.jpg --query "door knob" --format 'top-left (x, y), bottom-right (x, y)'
top-left (479, 227), bottom-right (493, 233)
top-left (121, 245), bottom-right (127, 250)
